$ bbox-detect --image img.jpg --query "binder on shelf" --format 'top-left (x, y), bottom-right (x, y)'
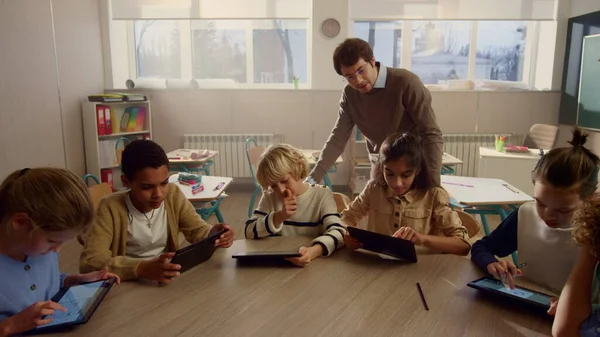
top-left (100, 169), bottom-right (114, 190)
top-left (104, 107), bottom-right (112, 135)
top-left (120, 110), bottom-right (131, 133)
top-left (88, 94), bottom-right (124, 102)
top-left (96, 105), bottom-right (106, 135)
top-left (135, 107), bottom-right (146, 131)
top-left (127, 108), bottom-right (138, 132)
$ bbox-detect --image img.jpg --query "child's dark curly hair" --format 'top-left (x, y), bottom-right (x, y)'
top-left (573, 195), bottom-right (600, 257)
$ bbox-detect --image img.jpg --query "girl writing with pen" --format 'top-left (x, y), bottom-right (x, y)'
top-left (471, 128), bottom-right (600, 300)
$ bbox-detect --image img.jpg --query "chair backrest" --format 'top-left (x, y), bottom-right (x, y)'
top-left (455, 209), bottom-right (480, 238)
top-left (79, 175), bottom-right (113, 245)
top-left (522, 124), bottom-right (559, 150)
top-left (333, 192), bottom-right (351, 213)
top-left (245, 138), bottom-right (266, 187)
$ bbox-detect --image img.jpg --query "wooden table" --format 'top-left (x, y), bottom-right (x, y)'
top-left (478, 147), bottom-right (545, 196)
top-left (169, 173), bottom-right (233, 223)
top-left (53, 237), bottom-right (552, 337)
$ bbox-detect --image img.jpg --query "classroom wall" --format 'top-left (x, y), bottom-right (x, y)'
top-left (571, 0), bottom-right (600, 18)
top-left (0, 0), bottom-right (104, 179)
top-left (136, 89), bottom-right (560, 185)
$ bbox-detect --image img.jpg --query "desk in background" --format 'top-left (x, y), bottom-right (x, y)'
top-left (167, 149), bottom-right (219, 175)
top-left (50, 236), bottom-right (552, 337)
top-left (300, 149), bottom-right (343, 190)
top-left (442, 152), bottom-right (463, 175)
top-left (442, 175), bottom-right (533, 263)
top-left (478, 147), bottom-right (545, 196)
top-left (169, 173), bottom-right (232, 222)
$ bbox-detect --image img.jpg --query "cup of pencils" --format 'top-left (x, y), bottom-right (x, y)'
top-left (495, 135), bottom-right (506, 152)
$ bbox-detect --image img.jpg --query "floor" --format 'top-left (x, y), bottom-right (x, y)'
top-left (58, 190), bottom-right (503, 274)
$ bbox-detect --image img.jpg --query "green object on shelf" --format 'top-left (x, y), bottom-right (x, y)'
top-left (495, 140), bottom-right (505, 152)
top-left (293, 76), bottom-right (300, 90)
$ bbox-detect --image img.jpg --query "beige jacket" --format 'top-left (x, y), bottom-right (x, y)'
top-left (341, 181), bottom-right (470, 246)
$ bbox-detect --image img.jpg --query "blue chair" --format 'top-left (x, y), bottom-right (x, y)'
top-left (245, 138), bottom-right (265, 218)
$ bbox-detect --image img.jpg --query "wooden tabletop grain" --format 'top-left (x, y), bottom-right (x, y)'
top-left (51, 237), bottom-right (552, 337)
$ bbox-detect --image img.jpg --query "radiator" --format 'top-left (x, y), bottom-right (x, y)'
top-left (183, 133), bottom-right (280, 177)
top-left (443, 133), bottom-right (523, 177)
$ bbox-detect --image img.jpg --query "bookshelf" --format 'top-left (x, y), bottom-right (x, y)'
top-left (82, 100), bottom-right (153, 190)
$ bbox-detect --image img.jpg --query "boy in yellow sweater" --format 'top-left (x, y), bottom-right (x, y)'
top-left (80, 140), bottom-right (234, 283)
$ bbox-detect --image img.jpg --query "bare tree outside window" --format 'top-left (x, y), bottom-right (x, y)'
top-left (134, 20), bottom-right (181, 78)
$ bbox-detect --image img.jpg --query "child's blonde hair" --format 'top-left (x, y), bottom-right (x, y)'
top-left (0, 168), bottom-right (94, 234)
top-left (573, 195), bottom-right (600, 257)
top-left (256, 144), bottom-right (308, 189)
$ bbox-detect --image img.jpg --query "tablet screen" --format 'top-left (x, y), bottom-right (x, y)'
top-left (41, 280), bottom-right (106, 327)
top-left (471, 277), bottom-right (552, 306)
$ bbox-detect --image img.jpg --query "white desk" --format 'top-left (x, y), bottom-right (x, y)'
top-left (442, 152), bottom-right (463, 165)
top-left (441, 175), bottom-right (533, 206)
top-left (478, 147), bottom-right (544, 196)
top-left (169, 173), bottom-right (233, 202)
top-left (300, 149), bottom-right (343, 165)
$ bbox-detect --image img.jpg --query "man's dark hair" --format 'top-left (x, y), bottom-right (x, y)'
top-left (333, 38), bottom-right (374, 75)
top-left (121, 139), bottom-right (169, 181)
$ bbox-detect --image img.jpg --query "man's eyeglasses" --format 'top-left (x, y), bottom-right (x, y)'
top-left (343, 65), bottom-right (368, 83)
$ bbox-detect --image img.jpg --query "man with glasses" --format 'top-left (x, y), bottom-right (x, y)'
top-left (307, 38), bottom-right (443, 186)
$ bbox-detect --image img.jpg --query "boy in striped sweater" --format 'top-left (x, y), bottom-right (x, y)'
top-left (245, 144), bottom-right (345, 267)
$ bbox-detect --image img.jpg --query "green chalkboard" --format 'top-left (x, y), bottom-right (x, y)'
top-left (578, 34), bottom-right (600, 130)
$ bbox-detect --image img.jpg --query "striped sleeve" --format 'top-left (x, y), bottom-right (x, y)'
top-left (311, 191), bottom-right (345, 256)
top-left (244, 194), bottom-right (282, 239)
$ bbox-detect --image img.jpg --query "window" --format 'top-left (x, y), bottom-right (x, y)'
top-left (132, 19), bottom-right (308, 85)
top-left (354, 21), bottom-right (402, 68)
top-left (475, 21), bottom-right (527, 82)
top-left (411, 21), bottom-right (471, 85)
top-left (354, 20), bottom-right (539, 87)
top-left (134, 21), bottom-right (182, 78)
top-left (191, 20), bottom-right (247, 83)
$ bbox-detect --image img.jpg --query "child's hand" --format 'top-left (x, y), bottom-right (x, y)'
top-left (137, 252), bottom-right (181, 284)
top-left (278, 189), bottom-right (297, 220)
top-left (486, 260), bottom-right (523, 289)
top-left (77, 268), bottom-right (121, 285)
top-left (286, 245), bottom-right (321, 267)
top-left (393, 227), bottom-right (424, 244)
top-left (344, 230), bottom-right (363, 250)
top-left (211, 223), bottom-right (234, 248)
top-left (547, 297), bottom-right (559, 316)
top-left (4, 301), bottom-right (66, 335)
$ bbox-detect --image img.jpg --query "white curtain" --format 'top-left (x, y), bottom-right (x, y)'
top-left (350, 0), bottom-right (556, 20)
top-left (110, 0), bottom-right (311, 20)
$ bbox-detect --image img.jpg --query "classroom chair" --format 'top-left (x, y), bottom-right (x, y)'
top-left (450, 198), bottom-right (518, 263)
top-left (79, 174), bottom-right (113, 245)
top-left (333, 192), bottom-right (351, 213)
top-left (454, 209), bottom-right (480, 238)
top-left (245, 138), bottom-right (265, 218)
top-left (522, 124), bottom-right (558, 150)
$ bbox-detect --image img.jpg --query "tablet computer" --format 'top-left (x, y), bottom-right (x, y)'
top-left (232, 251), bottom-right (302, 261)
top-left (347, 226), bottom-right (418, 263)
top-left (26, 278), bottom-right (115, 335)
top-left (467, 276), bottom-right (553, 313)
top-left (171, 228), bottom-right (226, 273)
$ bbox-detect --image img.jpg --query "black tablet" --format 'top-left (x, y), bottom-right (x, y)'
top-left (232, 251), bottom-right (302, 261)
top-left (467, 276), bottom-right (553, 312)
top-left (171, 229), bottom-right (226, 273)
top-left (26, 278), bottom-right (115, 335)
top-left (347, 226), bottom-right (418, 263)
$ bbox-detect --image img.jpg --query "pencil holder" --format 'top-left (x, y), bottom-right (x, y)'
top-left (495, 140), bottom-right (505, 152)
